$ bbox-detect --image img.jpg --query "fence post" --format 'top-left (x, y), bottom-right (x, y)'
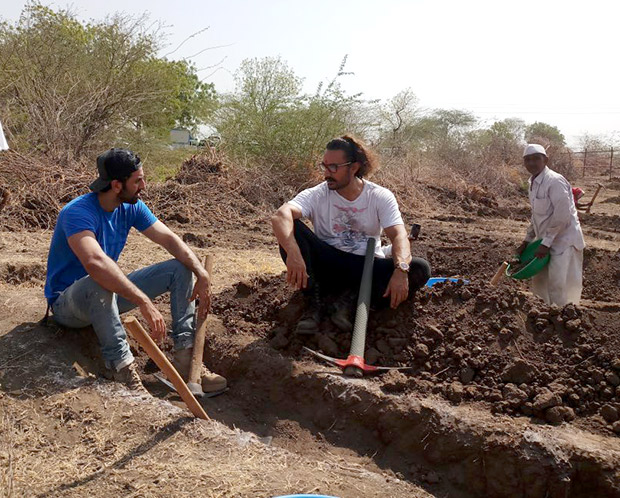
top-left (610, 147), bottom-right (614, 181)
top-left (583, 147), bottom-right (588, 178)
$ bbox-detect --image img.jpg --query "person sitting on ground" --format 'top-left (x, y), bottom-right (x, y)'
top-left (44, 148), bottom-right (226, 393)
top-left (271, 135), bottom-right (431, 334)
top-left (516, 144), bottom-right (586, 306)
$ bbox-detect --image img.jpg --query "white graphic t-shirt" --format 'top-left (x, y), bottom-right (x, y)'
top-left (288, 180), bottom-right (404, 257)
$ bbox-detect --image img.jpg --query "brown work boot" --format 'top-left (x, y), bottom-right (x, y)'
top-left (172, 348), bottom-right (227, 393)
top-left (113, 362), bottom-right (149, 395)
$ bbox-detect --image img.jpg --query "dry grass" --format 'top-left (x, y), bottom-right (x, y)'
top-left (0, 384), bottom-right (426, 498)
top-left (0, 145), bottom-right (528, 233)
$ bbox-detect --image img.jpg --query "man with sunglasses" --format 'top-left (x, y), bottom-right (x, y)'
top-left (44, 148), bottom-right (226, 393)
top-left (272, 135), bottom-right (431, 334)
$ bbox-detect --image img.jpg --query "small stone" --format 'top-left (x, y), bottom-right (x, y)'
top-left (611, 359), bottom-right (620, 370)
top-left (501, 360), bottom-right (536, 384)
top-left (366, 347), bottom-right (380, 365)
top-left (498, 328), bottom-right (513, 341)
top-left (613, 421), bottom-right (620, 434)
top-left (425, 325), bottom-right (444, 341)
top-left (533, 388), bottom-right (562, 411)
top-left (447, 382), bottom-right (464, 403)
top-left (605, 372), bottom-right (620, 387)
top-left (546, 406), bottom-right (575, 425)
top-left (376, 339), bottom-right (391, 355)
top-left (382, 371), bottom-right (409, 393)
top-left (521, 402), bottom-right (533, 416)
top-left (414, 343), bottom-right (430, 359)
top-left (269, 332), bottom-right (289, 350)
top-left (600, 405), bottom-right (619, 423)
top-left (459, 367), bottom-right (475, 384)
top-left (592, 370), bottom-right (605, 383)
top-left (318, 335), bottom-right (339, 357)
top-left (564, 319), bottom-right (581, 332)
top-left (502, 384), bottom-right (528, 406)
top-left (424, 471), bottom-right (440, 484)
top-left (460, 289), bottom-right (472, 300)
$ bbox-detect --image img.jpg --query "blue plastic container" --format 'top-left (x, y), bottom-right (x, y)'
top-left (425, 277), bottom-right (470, 288)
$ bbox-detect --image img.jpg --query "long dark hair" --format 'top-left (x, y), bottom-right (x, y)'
top-left (325, 135), bottom-right (378, 178)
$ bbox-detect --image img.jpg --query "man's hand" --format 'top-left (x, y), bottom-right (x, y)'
top-left (383, 270), bottom-right (409, 309)
top-left (191, 273), bottom-right (211, 320)
top-left (515, 241), bottom-right (529, 257)
top-left (285, 249), bottom-right (308, 290)
top-left (138, 299), bottom-right (166, 342)
top-left (535, 244), bottom-right (550, 259)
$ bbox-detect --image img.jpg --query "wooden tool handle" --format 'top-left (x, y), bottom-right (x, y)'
top-left (490, 261), bottom-right (509, 286)
top-left (124, 316), bottom-right (209, 420)
top-left (189, 255), bottom-right (213, 386)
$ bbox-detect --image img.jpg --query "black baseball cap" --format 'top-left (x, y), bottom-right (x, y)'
top-left (89, 148), bottom-right (142, 192)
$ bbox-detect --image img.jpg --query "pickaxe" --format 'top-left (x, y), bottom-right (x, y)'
top-left (304, 237), bottom-right (412, 377)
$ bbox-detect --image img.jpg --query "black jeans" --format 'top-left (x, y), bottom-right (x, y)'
top-left (279, 220), bottom-right (431, 308)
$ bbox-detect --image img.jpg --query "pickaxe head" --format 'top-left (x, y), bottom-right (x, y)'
top-left (303, 347), bottom-right (412, 377)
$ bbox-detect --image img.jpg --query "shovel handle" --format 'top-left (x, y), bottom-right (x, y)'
top-left (490, 261), bottom-right (509, 286)
top-left (189, 255), bottom-right (213, 386)
top-left (123, 316), bottom-right (209, 420)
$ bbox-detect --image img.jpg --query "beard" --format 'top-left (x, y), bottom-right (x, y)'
top-left (119, 188), bottom-right (141, 204)
top-left (325, 172), bottom-right (352, 191)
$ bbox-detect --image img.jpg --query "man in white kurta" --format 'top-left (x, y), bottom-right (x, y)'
top-left (517, 144), bottom-right (585, 306)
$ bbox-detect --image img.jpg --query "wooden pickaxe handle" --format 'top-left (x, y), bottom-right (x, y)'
top-left (123, 316), bottom-right (209, 420)
top-left (188, 255), bottom-right (213, 388)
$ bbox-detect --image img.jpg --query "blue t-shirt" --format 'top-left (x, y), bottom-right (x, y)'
top-left (44, 193), bottom-right (157, 305)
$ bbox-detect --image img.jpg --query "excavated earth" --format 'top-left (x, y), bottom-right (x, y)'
top-left (1, 170), bottom-right (619, 497)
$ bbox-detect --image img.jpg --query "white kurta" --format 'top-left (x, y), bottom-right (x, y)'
top-left (524, 167), bottom-right (585, 306)
top-left (0, 120), bottom-right (8, 151)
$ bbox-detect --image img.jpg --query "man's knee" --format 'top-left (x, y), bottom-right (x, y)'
top-left (167, 258), bottom-right (193, 283)
top-left (409, 257), bottom-right (431, 290)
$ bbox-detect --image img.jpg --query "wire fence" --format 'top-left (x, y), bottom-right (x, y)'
top-left (556, 148), bottom-right (617, 180)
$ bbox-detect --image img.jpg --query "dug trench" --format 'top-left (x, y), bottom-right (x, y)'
top-left (191, 265), bottom-right (620, 497)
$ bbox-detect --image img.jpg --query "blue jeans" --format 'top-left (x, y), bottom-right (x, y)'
top-left (52, 259), bottom-right (195, 371)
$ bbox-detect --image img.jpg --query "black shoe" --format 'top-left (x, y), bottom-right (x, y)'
top-left (330, 291), bottom-right (355, 333)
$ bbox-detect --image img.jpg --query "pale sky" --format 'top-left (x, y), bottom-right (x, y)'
top-left (3, 0), bottom-right (619, 147)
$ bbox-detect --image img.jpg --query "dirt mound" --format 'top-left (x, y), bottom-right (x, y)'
top-left (0, 262), bottom-right (46, 285)
top-left (580, 212), bottom-right (620, 233)
top-left (582, 247), bottom-right (620, 302)
top-left (214, 275), bottom-right (620, 434)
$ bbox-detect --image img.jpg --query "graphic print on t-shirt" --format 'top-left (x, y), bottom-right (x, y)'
top-left (332, 205), bottom-right (368, 252)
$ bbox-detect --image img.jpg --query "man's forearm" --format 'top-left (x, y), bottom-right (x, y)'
top-left (391, 232), bottom-right (412, 266)
top-left (86, 255), bottom-right (149, 306)
top-left (272, 211), bottom-right (301, 255)
top-left (161, 233), bottom-right (208, 278)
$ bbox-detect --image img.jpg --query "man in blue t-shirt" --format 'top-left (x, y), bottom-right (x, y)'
top-left (45, 148), bottom-right (226, 393)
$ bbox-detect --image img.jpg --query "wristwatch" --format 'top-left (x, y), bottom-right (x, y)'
top-left (396, 261), bottom-right (410, 273)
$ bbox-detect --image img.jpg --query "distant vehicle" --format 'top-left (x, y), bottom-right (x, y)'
top-left (170, 127), bottom-right (197, 147)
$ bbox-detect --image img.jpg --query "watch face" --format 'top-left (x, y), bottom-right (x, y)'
top-left (399, 262), bottom-right (410, 271)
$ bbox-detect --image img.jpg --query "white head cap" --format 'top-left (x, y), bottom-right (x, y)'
top-left (523, 144), bottom-right (547, 157)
